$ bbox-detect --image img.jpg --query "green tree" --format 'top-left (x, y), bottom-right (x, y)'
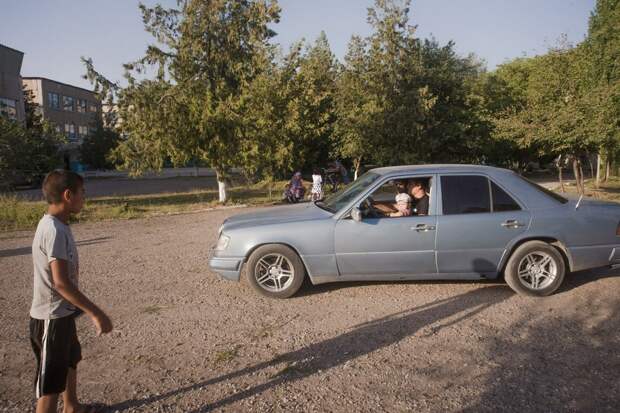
top-left (334, 35), bottom-right (382, 179)
top-left (585, 0), bottom-right (620, 182)
top-left (287, 32), bottom-right (338, 172)
top-left (84, 0), bottom-right (280, 202)
top-left (238, 43), bottom-right (300, 194)
top-left (79, 119), bottom-right (121, 170)
top-left (0, 109), bottom-right (65, 188)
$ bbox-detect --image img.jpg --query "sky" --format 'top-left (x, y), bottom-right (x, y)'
top-left (1, 0), bottom-right (596, 90)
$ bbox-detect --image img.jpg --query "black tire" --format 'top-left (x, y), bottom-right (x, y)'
top-left (246, 244), bottom-right (306, 299)
top-left (504, 240), bottom-right (566, 297)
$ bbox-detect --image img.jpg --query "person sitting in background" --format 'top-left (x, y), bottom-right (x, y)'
top-left (283, 172), bottom-right (306, 203)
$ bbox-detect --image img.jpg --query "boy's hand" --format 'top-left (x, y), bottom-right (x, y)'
top-left (92, 311), bottom-right (113, 336)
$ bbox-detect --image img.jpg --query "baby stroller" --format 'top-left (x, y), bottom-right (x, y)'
top-left (283, 172), bottom-right (306, 203)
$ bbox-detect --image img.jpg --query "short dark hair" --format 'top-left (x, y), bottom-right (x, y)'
top-left (408, 179), bottom-right (426, 191)
top-left (42, 170), bottom-right (84, 204)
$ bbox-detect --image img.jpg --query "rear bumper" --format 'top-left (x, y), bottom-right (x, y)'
top-left (208, 250), bottom-right (244, 281)
top-left (569, 244), bottom-right (620, 272)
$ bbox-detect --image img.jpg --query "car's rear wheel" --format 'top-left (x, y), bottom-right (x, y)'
top-left (246, 244), bottom-right (306, 299)
top-left (504, 241), bottom-right (566, 297)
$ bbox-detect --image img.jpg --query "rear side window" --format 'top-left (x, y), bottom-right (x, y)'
top-left (491, 181), bottom-right (521, 211)
top-left (519, 176), bottom-right (569, 204)
top-left (441, 175), bottom-right (490, 215)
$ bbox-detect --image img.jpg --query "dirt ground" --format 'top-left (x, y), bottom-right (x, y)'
top-left (1, 207), bottom-right (619, 412)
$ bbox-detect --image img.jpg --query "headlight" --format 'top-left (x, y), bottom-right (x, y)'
top-left (215, 234), bottom-right (230, 251)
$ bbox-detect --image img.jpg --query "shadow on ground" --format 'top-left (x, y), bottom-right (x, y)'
top-left (463, 271), bottom-right (620, 411)
top-left (0, 237), bottom-right (112, 258)
top-left (295, 265), bottom-right (620, 298)
top-left (107, 286), bottom-right (513, 411)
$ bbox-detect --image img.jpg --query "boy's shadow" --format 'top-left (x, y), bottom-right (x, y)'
top-left (107, 285), bottom-right (513, 412)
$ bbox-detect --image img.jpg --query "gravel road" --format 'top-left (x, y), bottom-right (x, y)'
top-left (1, 207), bottom-right (619, 412)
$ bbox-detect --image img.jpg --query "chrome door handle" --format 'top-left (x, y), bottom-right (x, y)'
top-left (412, 224), bottom-right (436, 232)
top-left (501, 220), bottom-right (525, 228)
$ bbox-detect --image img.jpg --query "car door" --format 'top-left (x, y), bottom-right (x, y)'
top-left (334, 175), bottom-right (438, 277)
top-left (435, 175), bottom-right (531, 276)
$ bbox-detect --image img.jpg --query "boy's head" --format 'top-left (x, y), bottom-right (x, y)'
top-left (42, 170), bottom-right (85, 213)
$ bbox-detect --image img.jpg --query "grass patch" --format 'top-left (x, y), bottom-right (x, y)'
top-left (0, 180), bottom-right (289, 232)
top-left (552, 177), bottom-right (620, 202)
top-left (0, 195), bottom-right (47, 232)
top-left (141, 305), bottom-right (168, 315)
top-left (5, 177), bottom-right (616, 233)
top-left (213, 345), bottom-right (241, 364)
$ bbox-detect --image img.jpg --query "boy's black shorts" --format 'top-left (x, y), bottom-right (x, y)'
top-left (30, 316), bottom-right (82, 397)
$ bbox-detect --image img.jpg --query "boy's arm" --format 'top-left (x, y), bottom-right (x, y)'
top-left (50, 259), bottom-right (112, 335)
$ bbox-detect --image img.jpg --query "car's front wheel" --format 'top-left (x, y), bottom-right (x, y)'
top-left (504, 240), bottom-right (566, 297)
top-left (246, 244), bottom-right (306, 298)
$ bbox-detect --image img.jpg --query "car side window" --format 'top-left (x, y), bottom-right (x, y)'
top-left (491, 181), bottom-right (521, 212)
top-left (441, 175), bottom-right (490, 215)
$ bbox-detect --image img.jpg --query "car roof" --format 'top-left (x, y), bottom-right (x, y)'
top-left (370, 164), bottom-right (509, 177)
top-left (368, 164), bottom-right (564, 209)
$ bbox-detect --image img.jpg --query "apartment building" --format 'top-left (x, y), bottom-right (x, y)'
top-left (22, 77), bottom-right (101, 141)
top-left (22, 77), bottom-right (102, 170)
top-left (0, 44), bottom-right (26, 122)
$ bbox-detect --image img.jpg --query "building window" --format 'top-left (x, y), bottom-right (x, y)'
top-left (47, 92), bottom-right (60, 109)
top-left (77, 99), bottom-right (87, 113)
top-left (63, 96), bottom-right (74, 111)
top-left (0, 97), bottom-right (17, 120)
top-left (65, 123), bottom-right (76, 141)
top-left (88, 102), bottom-right (98, 112)
top-left (78, 125), bottom-right (89, 137)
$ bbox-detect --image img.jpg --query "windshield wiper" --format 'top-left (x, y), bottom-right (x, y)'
top-left (314, 200), bottom-right (334, 213)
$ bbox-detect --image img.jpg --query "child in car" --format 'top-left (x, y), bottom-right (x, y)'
top-left (390, 182), bottom-right (412, 217)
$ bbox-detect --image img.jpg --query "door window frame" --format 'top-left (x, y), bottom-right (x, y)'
top-left (338, 173), bottom-right (438, 220)
top-left (437, 173), bottom-right (526, 216)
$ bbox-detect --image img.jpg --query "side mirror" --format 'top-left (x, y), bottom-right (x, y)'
top-left (351, 207), bottom-right (362, 222)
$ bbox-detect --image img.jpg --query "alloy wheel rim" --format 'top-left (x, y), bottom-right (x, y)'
top-left (517, 251), bottom-right (558, 290)
top-left (255, 254), bottom-right (295, 292)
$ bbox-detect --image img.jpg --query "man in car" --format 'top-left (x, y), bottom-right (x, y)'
top-left (407, 179), bottom-right (429, 216)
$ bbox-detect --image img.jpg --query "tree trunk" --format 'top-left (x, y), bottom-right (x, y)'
top-left (557, 155), bottom-right (565, 193)
top-left (587, 154), bottom-right (594, 179)
top-left (579, 161), bottom-right (585, 193)
top-left (605, 157), bottom-right (611, 181)
top-left (354, 158), bottom-right (362, 181)
top-left (596, 153), bottom-right (602, 189)
top-left (216, 169), bottom-right (228, 203)
top-left (572, 158), bottom-right (582, 195)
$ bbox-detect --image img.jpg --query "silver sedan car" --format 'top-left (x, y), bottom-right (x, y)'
top-left (209, 165), bottom-right (620, 298)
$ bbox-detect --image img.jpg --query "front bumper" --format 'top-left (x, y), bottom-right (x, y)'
top-left (208, 249), bottom-right (243, 281)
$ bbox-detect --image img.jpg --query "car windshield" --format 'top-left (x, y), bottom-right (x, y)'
top-left (318, 172), bottom-right (381, 212)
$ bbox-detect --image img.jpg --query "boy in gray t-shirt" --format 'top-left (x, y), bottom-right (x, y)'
top-left (30, 170), bottom-right (112, 413)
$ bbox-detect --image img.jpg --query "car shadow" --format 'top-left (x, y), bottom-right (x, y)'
top-left (105, 286), bottom-right (513, 412)
top-left (296, 265), bottom-right (620, 298)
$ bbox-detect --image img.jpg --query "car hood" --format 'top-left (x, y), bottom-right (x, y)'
top-left (221, 203), bottom-right (333, 232)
